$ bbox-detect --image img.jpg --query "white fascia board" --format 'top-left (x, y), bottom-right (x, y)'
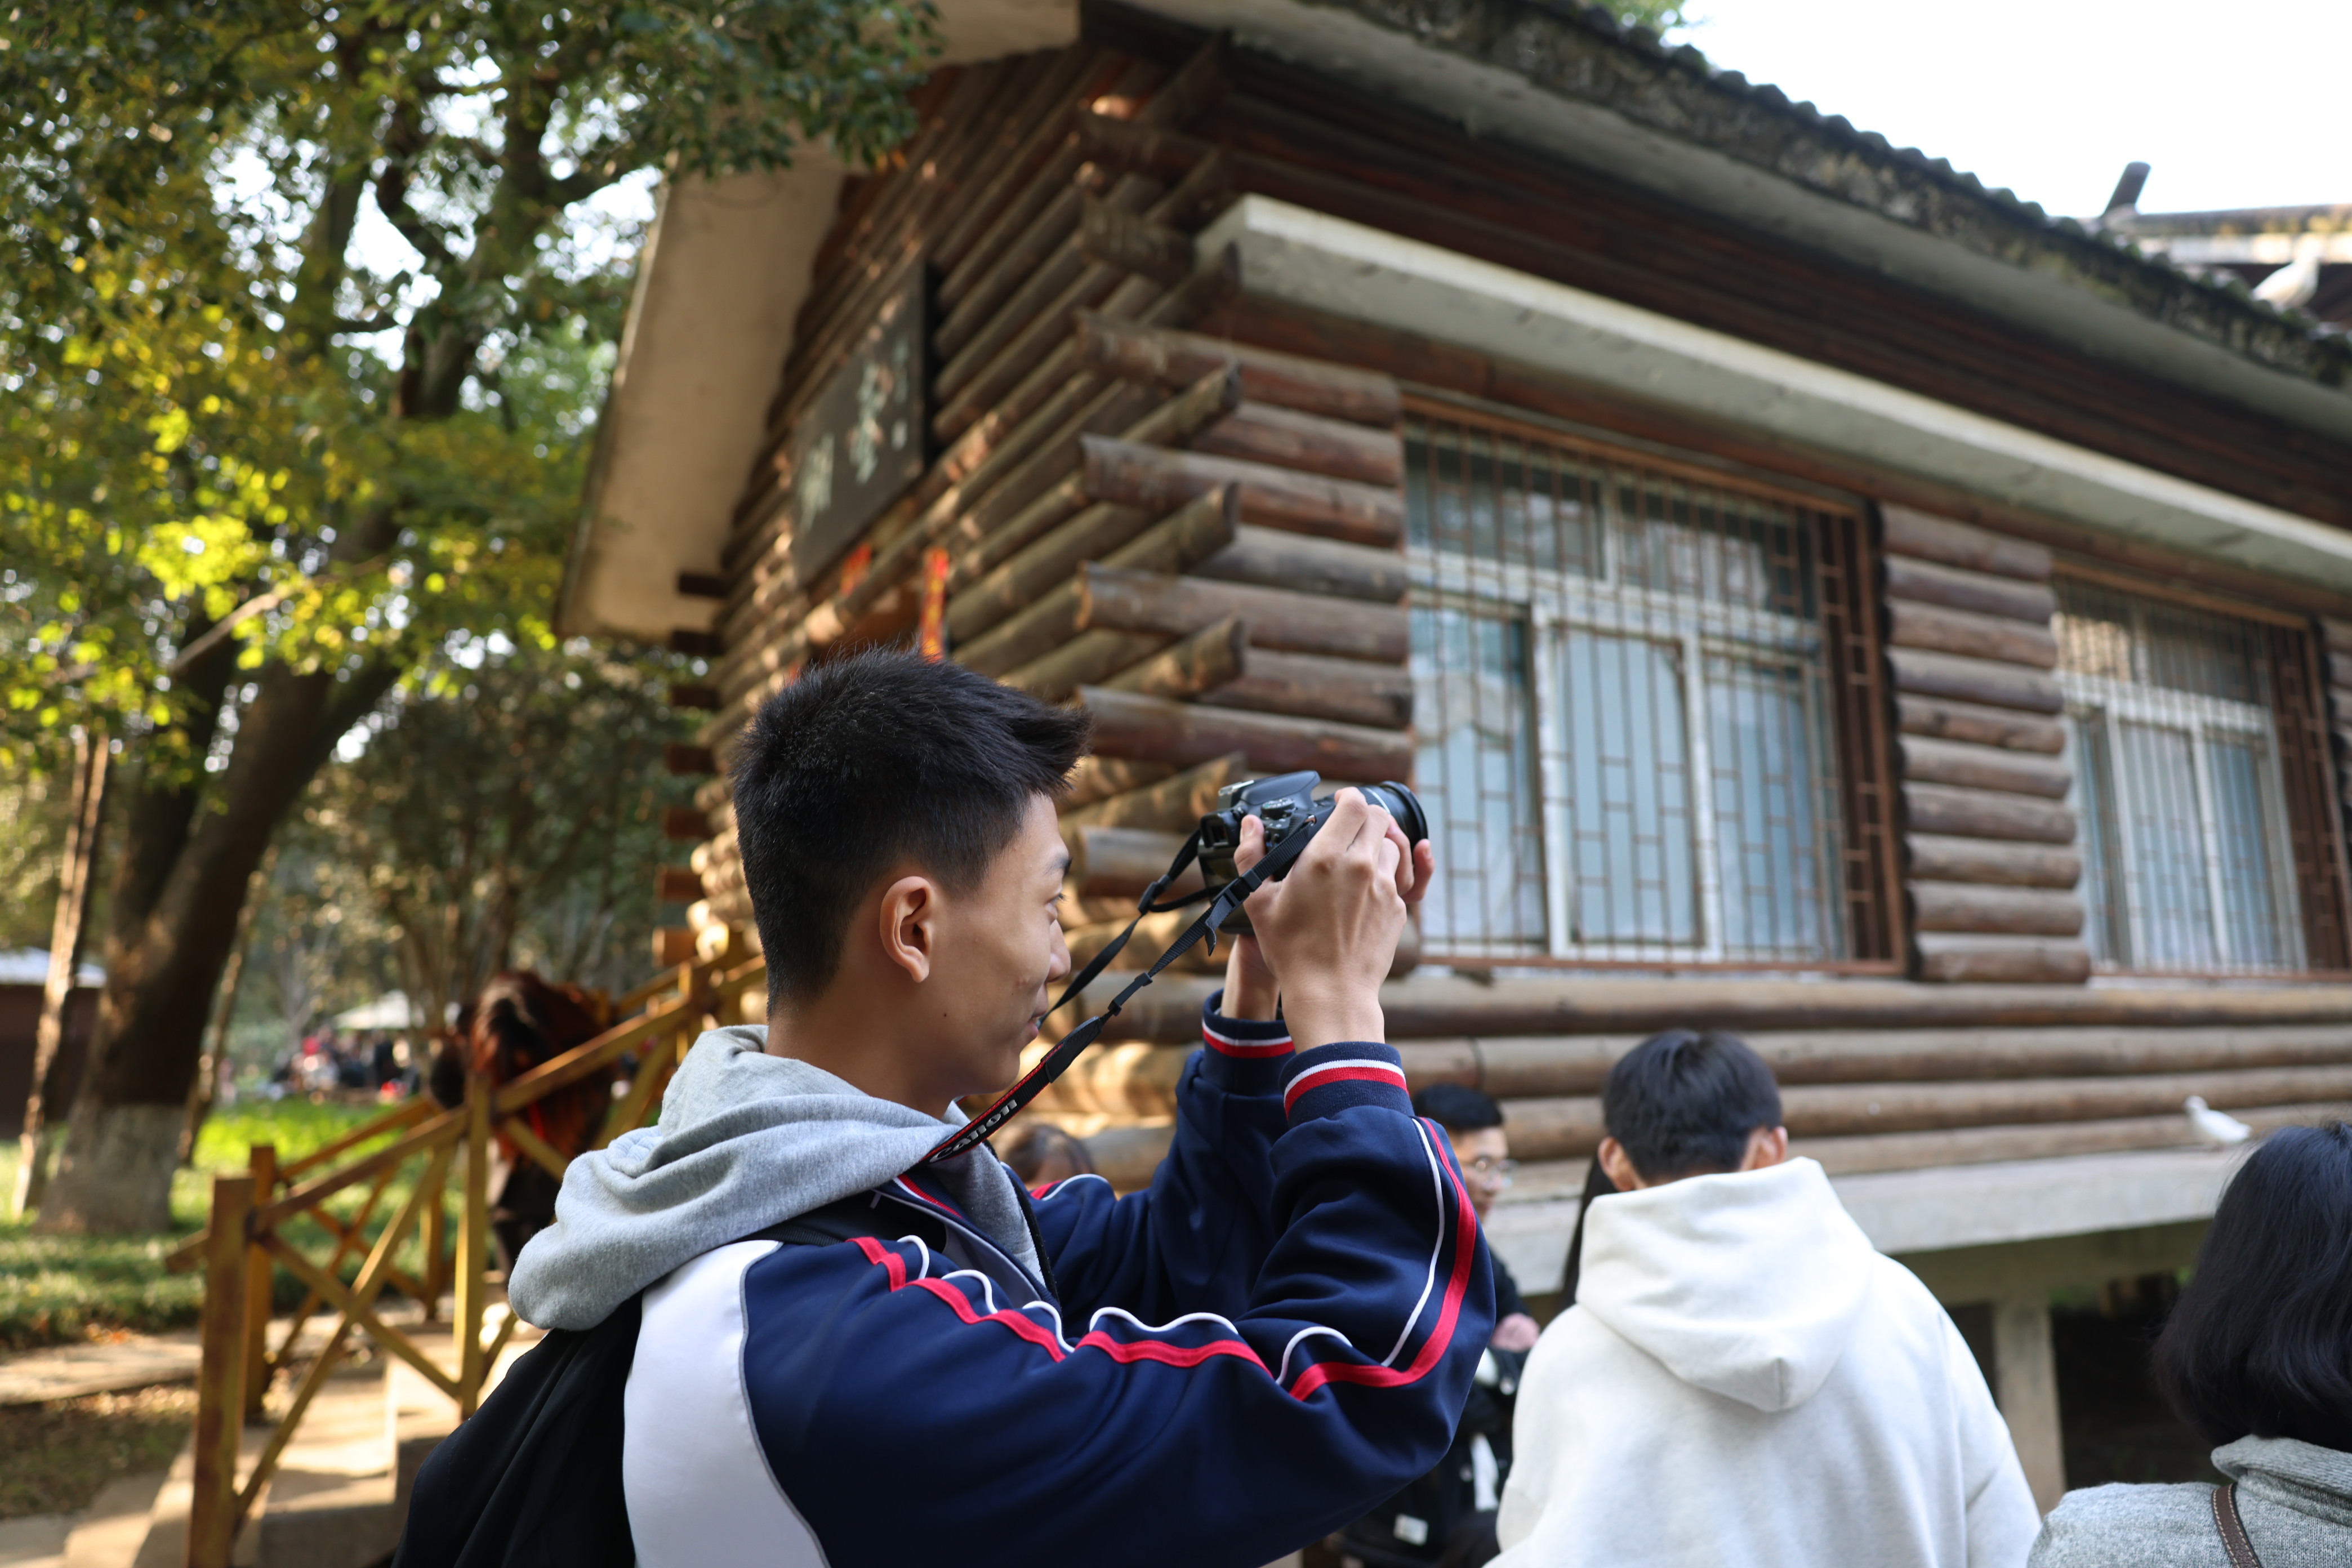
top-left (1484, 1148), bottom-right (2239, 1282)
top-left (1201, 195), bottom-right (2352, 590)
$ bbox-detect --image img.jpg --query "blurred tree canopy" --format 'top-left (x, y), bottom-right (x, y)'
top-left (0, 0), bottom-right (939, 1231)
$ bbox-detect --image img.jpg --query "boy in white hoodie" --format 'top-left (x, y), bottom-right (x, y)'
top-left (1494, 1030), bottom-right (2040, 1568)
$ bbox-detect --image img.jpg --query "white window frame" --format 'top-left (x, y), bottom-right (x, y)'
top-left (2062, 670), bottom-right (2307, 972)
top-left (1408, 489), bottom-right (1845, 966)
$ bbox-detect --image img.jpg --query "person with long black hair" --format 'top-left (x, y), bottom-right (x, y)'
top-left (2031, 1121), bottom-right (2352, 1567)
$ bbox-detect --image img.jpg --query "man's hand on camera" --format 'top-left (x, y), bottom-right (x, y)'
top-left (1239, 790), bottom-right (1413, 1052)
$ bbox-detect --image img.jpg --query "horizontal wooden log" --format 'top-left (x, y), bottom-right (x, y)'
top-left (1146, 144), bottom-right (1237, 233)
top-left (1004, 629), bottom-right (1171, 702)
top-left (1883, 554), bottom-right (2057, 625)
top-left (1910, 880), bottom-right (2085, 937)
top-left (1895, 693), bottom-right (2066, 754)
top-left (1192, 524), bottom-right (1409, 604)
top-left (1077, 565), bottom-right (1410, 662)
top-left (1898, 735), bottom-right (2072, 799)
top-left (1071, 108), bottom-right (1211, 179)
top-left (1066, 825), bottom-right (1197, 900)
top-left (1905, 834), bottom-right (2082, 889)
top-left (1904, 782), bottom-right (2077, 844)
top-left (1887, 600), bottom-right (2059, 669)
top-left (1082, 436), bottom-right (1403, 548)
top-left (1881, 505), bottom-right (2053, 581)
top-left (1064, 756), bottom-right (1174, 808)
top-left (1074, 972), bottom-right (2352, 1045)
top-left (1078, 686), bottom-right (1413, 778)
top-left (955, 486), bottom-right (1240, 676)
top-left (1065, 907), bottom-right (1223, 975)
top-left (1887, 648), bottom-right (2064, 714)
top-left (948, 445), bottom-right (1236, 642)
top-left (1063, 751), bottom-right (1246, 832)
top-left (655, 867), bottom-right (704, 903)
top-left (660, 805), bottom-right (708, 842)
top-left (1079, 193), bottom-right (1193, 284)
top-left (1203, 649), bottom-right (1415, 730)
top-left (1914, 934), bottom-right (2093, 984)
top-left (667, 683), bottom-right (721, 711)
top-left (663, 743), bottom-right (716, 777)
top-left (1103, 617), bottom-right (1247, 701)
top-left (1076, 311), bottom-right (1401, 427)
top-left (1395, 1022), bottom-right (2352, 1099)
top-left (1780, 1065), bottom-right (2352, 1138)
top-left (1191, 403), bottom-right (1404, 487)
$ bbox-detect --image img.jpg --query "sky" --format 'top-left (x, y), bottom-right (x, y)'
top-left (1673, 0), bottom-right (2350, 218)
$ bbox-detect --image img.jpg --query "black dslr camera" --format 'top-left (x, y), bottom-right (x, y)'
top-left (1195, 772), bottom-right (1429, 934)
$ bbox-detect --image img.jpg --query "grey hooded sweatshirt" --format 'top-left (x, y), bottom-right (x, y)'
top-left (2031, 1436), bottom-right (2352, 1567)
top-left (506, 1025), bottom-right (1038, 1330)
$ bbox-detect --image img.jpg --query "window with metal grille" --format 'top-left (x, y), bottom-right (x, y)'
top-left (2054, 573), bottom-right (2351, 974)
top-left (1405, 408), bottom-right (1900, 970)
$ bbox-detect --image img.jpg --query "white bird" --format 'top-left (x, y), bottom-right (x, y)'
top-left (2185, 1095), bottom-right (2252, 1146)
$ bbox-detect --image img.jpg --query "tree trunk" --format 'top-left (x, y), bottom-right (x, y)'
top-left (10, 729), bottom-right (109, 1219)
top-left (38, 660), bottom-right (397, 1232)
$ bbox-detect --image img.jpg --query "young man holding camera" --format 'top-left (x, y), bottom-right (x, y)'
top-left (402, 649), bottom-right (1493, 1568)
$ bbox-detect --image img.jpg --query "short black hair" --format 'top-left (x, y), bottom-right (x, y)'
top-left (729, 649), bottom-right (1091, 1004)
top-left (1414, 1082), bottom-right (1503, 1133)
top-left (2153, 1121), bottom-right (2352, 1450)
top-left (1601, 1029), bottom-right (1782, 1182)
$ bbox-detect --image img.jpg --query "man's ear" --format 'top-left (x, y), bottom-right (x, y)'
top-left (1741, 1125), bottom-right (1790, 1172)
top-left (877, 875), bottom-right (938, 985)
top-left (1596, 1136), bottom-right (1646, 1192)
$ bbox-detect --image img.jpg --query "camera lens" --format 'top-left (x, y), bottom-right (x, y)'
top-left (1359, 782), bottom-right (1428, 847)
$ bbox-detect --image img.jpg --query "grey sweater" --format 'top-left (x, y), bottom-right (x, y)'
top-left (2029, 1437), bottom-right (2352, 1568)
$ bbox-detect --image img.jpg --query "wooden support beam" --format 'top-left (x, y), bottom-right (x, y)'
top-left (1994, 1296), bottom-right (2069, 1513)
top-left (955, 484), bottom-right (1239, 676)
top-left (661, 806), bottom-right (708, 842)
top-left (1076, 311), bottom-right (1402, 427)
top-left (656, 867), bottom-right (705, 903)
top-left (1896, 693), bottom-right (2067, 754)
top-left (676, 572), bottom-right (725, 599)
top-left (1904, 782), bottom-right (2077, 844)
top-left (651, 927), bottom-right (698, 968)
top-left (663, 743), bottom-right (717, 777)
top-left (667, 683), bottom-right (721, 711)
top-left (1004, 630), bottom-right (1171, 702)
top-left (1881, 505), bottom-right (2053, 581)
top-left (1071, 108), bottom-right (1211, 178)
top-left (1910, 880), bottom-right (2086, 937)
top-left (1102, 617), bottom-right (1248, 701)
top-left (1078, 685), bottom-right (1413, 779)
top-left (1899, 735), bottom-right (2072, 798)
top-left (1888, 648), bottom-right (2064, 715)
top-left (1064, 752), bottom-right (1249, 833)
top-left (1082, 435), bottom-right (1403, 548)
top-left (1079, 194), bottom-right (1193, 284)
top-left (669, 629), bottom-right (721, 657)
top-left (1905, 834), bottom-right (2082, 889)
top-left (1204, 648), bottom-right (1415, 730)
top-left (1888, 600), bottom-right (2060, 669)
top-left (1065, 757), bottom-right (1174, 808)
top-left (1191, 403), bottom-right (1405, 487)
top-left (1077, 565), bottom-right (1410, 662)
top-left (1884, 555), bottom-right (2057, 625)
top-left (1192, 524), bottom-right (1410, 604)
top-left (1067, 825), bottom-right (1199, 900)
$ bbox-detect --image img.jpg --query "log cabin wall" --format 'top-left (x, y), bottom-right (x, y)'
top-left (1879, 506), bottom-right (2090, 985)
top-left (666, 23), bottom-right (2352, 1203)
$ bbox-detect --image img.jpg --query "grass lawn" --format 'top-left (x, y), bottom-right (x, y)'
top-left (1, 1098), bottom-right (433, 1352)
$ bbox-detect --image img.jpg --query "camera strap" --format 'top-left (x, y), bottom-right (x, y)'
top-left (918, 824), bottom-right (1316, 1166)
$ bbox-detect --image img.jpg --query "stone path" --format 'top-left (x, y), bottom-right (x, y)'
top-left (0, 1334), bottom-right (203, 1409)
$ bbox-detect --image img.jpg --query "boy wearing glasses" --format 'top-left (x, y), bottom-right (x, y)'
top-left (1339, 1084), bottom-right (1535, 1566)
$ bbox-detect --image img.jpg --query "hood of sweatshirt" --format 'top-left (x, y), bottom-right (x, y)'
top-left (506, 1026), bottom-right (1039, 1331)
top-left (1575, 1156), bottom-right (1874, 1414)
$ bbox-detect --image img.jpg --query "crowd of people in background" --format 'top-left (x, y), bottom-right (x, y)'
top-left (263, 1026), bottom-right (416, 1099)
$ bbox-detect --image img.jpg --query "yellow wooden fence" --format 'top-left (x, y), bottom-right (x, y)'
top-left (172, 946), bottom-right (768, 1567)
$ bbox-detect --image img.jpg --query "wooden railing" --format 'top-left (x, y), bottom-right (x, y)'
top-left (175, 943), bottom-right (769, 1567)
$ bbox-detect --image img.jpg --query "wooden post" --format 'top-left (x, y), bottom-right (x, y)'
top-left (421, 1155), bottom-right (449, 1324)
top-left (242, 1145), bottom-right (276, 1420)
top-left (12, 727), bottom-right (107, 1219)
top-left (188, 1173), bottom-right (253, 1568)
top-left (1994, 1294), bottom-right (2067, 1514)
top-left (455, 1073), bottom-right (491, 1416)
